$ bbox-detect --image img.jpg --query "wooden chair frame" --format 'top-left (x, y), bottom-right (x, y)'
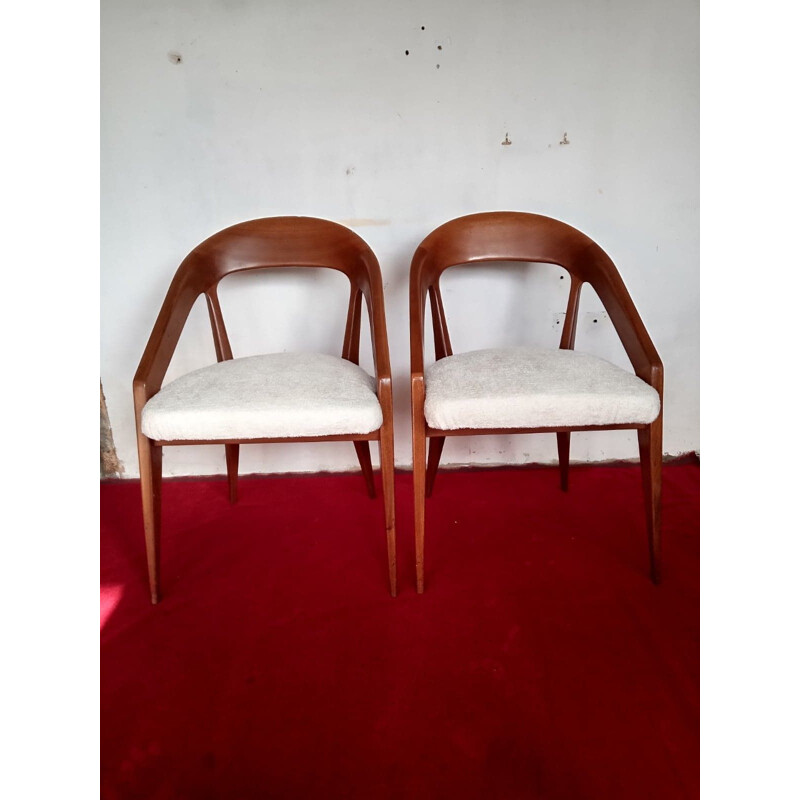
top-left (134, 217), bottom-right (396, 603)
top-left (409, 212), bottom-right (664, 592)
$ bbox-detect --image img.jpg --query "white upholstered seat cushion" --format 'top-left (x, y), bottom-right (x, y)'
top-left (424, 347), bottom-right (660, 430)
top-left (141, 352), bottom-right (383, 441)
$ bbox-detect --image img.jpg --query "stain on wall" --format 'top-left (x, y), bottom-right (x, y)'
top-left (101, 381), bottom-right (123, 478)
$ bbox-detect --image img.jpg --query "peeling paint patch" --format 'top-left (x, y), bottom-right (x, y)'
top-left (337, 218), bottom-right (391, 227)
top-left (101, 381), bottom-right (123, 477)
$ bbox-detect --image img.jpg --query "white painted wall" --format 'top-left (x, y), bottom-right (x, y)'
top-left (101, 0), bottom-right (698, 478)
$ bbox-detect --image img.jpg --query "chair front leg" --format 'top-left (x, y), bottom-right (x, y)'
top-left (379, 429), bottom-right (397, 596)
top-left (411, 379), bottom-right (427, 593)
top-left (137, 433), bottom-right (163, 604)
top-left (638, 416), bottom-right (663, 584)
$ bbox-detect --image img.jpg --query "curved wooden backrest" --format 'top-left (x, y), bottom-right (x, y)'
top-left (134, 217), bottom-right (391, 411)
top-left (410, 211), bottom-right (662, 391)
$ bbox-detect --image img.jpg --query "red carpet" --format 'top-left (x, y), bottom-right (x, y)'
top-left (101, 462), bottom-right (699, 799)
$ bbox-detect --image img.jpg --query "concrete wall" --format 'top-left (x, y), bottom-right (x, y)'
top-left (101, 0), bottom-right (698, 477)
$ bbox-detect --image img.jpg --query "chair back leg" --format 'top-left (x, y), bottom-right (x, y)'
top-left (225, 444), bottom-right (239, 504)
top-left (353, 441), bottom-right (376, 498)
top-left (638, 418), bottom-right (663, 584)
top-left (379, 431), bottom-right (397, 596)
top-left (425, 436), bottom-right (446, 497)
top-left (556, 432), bottom-right (571, 492)
top-left (137, 435), bottom-right (163, 604)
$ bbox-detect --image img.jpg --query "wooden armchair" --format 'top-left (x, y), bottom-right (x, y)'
top-left (409, 212), bottom-right (663, 592)
top-left (133, 217), bottom-right (396, 603)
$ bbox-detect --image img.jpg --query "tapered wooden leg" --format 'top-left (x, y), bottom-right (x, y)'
top-left (354, 441), bottom-right (376, 499)
top-left (379, 431), bottom-right (397, 597)
top-left (638, 418), bottom-right (663, 584)
top-left (225, 444), bottom-right (239, 504)
top-left (557, 432), bottom-right (570, 492)
top-left (425, 436), bottom-right (445, 497)
top-left (137, 434), bottom-right (162, 604)
top-left (411, 381), bottom-right (427, 593)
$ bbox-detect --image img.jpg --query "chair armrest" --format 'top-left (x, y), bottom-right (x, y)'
top-left (409, 247), bottom-right (430, 382)
top-left (573, 245), bottom-right (662, 396)
top-left (132, 270), bottom-right (199, 409)
top-left (599, 271), bottom-right (663, 395)
top-left (359, 254), bottom-right (392, 384)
